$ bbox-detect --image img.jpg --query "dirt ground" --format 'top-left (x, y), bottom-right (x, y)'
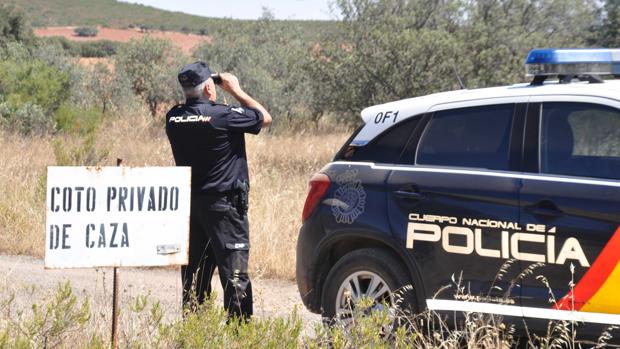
top-left (33, 26), bottom-right (209, 53)
top-left (0, 254), bottom-right (320, 333)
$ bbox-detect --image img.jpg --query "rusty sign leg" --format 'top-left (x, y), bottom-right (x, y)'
top-left (112, 267), bottom-right (119, 349)
top-left (111, 158), bottom-right (123, 349)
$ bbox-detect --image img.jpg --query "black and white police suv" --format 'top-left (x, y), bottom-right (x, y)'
top-left (296, 48), bottom-right (620, 336)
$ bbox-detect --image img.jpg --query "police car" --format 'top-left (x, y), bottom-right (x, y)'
top-left (296, 48), bottom-right (620, 337)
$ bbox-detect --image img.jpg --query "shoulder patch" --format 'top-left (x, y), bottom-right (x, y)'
top-left (231, 107), bottom-right (245, 114)
top-left (167, 104), bottom-right (186, 117)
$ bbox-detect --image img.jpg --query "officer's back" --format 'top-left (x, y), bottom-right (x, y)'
top-left (166, 98), bottom-right (260, 194)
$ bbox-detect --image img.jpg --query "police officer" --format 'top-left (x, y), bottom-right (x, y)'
top-left (165, 61), bottom-right (272, 320)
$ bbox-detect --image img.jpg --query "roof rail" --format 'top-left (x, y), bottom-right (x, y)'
top-left (530, 74), bottom-right (604, 86)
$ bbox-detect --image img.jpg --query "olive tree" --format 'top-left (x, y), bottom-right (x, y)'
top-left (86, 62), bottom-right (135, 115)
top-left (595, 0), bottom-right (620, 47)
top-left (115, 37), bottom-right (185, 117)
top-left (193, 8), bottom-right (314, 130)
top-left (0, 5), bottom-right (33, 46)
top-left (307, 0), bottom-right (463, 122)
top-left (456, 0), bottom-right (598, 88)
top-left (307, 0), bottom-right (598, 122)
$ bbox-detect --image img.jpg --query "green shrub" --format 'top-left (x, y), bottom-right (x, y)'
top-left (38, 37), bottom-right (119, 58)
top-left (54, 103), bottom-right (103, 134)
top-left (115, 37), bottom-right (185, 117)
top-left (0, 100), bottom-right (51, 135)
top-left (37, 36), bottom-right (80, 56)
top-left (53, 131), bottom-right (109, 166)
top-left (0, 282), bottom-right (90, 348)
top-left (77, 40), bottom-right (119, 57)
top-left (52, 104), bottom-right (109, 168)
top-left (2, 280), bottom-right (617, 348)
top-left (0, 5), bottom-right (34, 45)
top-left (166, 297), bottom-right (303, 348)
top-left (0, 59), bottom-right (70, 113)
top-left (0, 49), bottom-right (83, 134)
top-left (74, 26), bottom-right (98, 37)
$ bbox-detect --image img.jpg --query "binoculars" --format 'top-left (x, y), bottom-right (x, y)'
top-left (211, 73), bottom-right (222, 85)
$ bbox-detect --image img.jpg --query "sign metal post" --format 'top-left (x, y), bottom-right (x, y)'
top-left (112, 266), bottom-right (119, 348)
top-left (111, 158), bottom-right (122, 349)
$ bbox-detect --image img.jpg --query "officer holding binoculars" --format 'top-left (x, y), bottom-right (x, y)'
top-left (166, 61), bottom-right (272, 320)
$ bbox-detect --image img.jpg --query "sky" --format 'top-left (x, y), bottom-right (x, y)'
top-left (118, 0), bottom-right (335, 20)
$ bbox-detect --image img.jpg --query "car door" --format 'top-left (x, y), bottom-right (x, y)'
top-left (386, 102), bottom-right (527, 313)
top-left (519, 100), bottom-right (620, 327)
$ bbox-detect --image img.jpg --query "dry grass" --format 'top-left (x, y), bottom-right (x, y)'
top-left (0, 132), bottom-right (52, 255)
top-left (0, 114), bottom-right (349, 280)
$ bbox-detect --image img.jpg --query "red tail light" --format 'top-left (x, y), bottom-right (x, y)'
top-left (302, 173), bottom-right (331, 222)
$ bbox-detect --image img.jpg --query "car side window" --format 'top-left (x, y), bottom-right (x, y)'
top-left (416, 104), bottom-right (514, 170)
top-left (540, 102), bottom-right (620, 180)
top-left (344, 116), bottom-right (422, 164)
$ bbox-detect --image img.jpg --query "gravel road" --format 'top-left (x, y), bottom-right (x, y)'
top-left (0, 254), bottom-right (320, 334)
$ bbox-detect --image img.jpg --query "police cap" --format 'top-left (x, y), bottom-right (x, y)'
top-left (178, 61), bottom-right (213, 88)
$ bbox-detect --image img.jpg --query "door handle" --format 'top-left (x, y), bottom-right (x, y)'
top-left (525, 200), bottom-right (564, 218)
top-left (393, 190), bottom-right (425, 200)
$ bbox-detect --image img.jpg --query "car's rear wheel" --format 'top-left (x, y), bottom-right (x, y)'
top-left (321, 248), bottom-right (419, 323)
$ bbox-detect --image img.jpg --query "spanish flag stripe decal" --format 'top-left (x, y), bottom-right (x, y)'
top-left (555, 226), bottom-right (620, 311)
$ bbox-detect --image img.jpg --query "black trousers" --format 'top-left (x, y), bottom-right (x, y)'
top-left (181, 189), bottom-right (253, 319)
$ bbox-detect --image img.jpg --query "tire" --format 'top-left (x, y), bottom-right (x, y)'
top-left (320, 248), bottom-right (420, 322)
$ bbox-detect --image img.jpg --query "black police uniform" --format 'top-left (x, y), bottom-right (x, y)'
top-left (166, 62), bottom-right (263, 319)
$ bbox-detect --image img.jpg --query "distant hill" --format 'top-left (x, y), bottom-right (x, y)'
top-left (1, 0), bottom-right (336, 36)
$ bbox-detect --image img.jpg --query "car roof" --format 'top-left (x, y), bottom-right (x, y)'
top-left (353, 79), bottom-right (620, 146)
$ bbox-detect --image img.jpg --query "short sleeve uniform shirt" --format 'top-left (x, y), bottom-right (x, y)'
top-left (165, 97), bottom-right (263, 194)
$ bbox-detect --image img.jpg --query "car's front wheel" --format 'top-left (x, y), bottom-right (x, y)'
top-left (320, 248), bottom-right (419, 323)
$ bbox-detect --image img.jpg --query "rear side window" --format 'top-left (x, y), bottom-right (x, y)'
top-left (416, 104), bottom-right (514, 170)
top-left (343, 116), bottom-right (422, 164)
top-left (541, 102), bottom-right (620, 180)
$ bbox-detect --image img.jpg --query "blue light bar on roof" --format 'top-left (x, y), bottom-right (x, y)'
top-left (525, 48), bottom-right (620, 76)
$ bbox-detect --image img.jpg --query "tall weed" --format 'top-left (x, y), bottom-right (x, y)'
top-left (0, 277), bottom-right (618, 348)
top-left (0, 282), bottom-right (90, 348)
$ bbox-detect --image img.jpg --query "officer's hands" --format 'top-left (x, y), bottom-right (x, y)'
top-left (218, 73), bottom-right (243, 95)
top-left (217, 72), bottom-right (273, 127)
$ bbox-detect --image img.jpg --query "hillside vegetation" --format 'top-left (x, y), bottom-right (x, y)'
top-left (3, 0), bottom-right (618, 127)
top-left (1, 0), bottom-right (336, 37)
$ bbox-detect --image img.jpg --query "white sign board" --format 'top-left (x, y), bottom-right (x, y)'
top-left (45, 166), bottom-right (191, 269)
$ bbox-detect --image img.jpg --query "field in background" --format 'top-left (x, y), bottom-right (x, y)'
top-left (34, 26), bottom-right (209, 53)
top-left (3, 0), bottom-right (243, 32)
top-left (3, 0), bottom-right (337, 39)
top-left (0, 114), bottom-right (349, 280)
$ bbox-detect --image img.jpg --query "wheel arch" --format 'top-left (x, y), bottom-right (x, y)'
top-left (311, 229), bottom-right (427, 312)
